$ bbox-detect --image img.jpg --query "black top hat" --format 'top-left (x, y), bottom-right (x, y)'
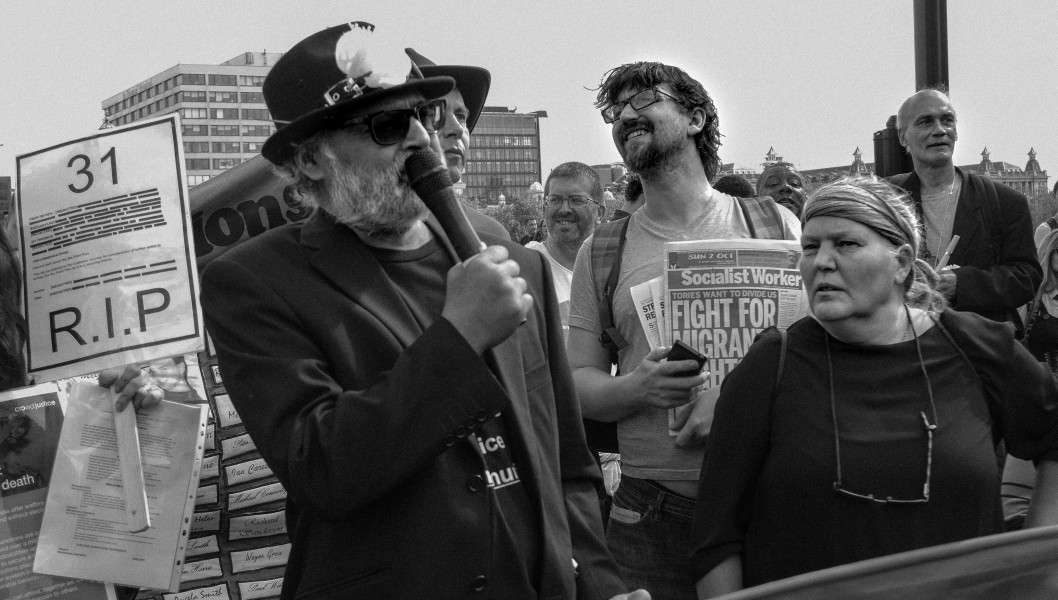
top-left (261, 22), bottom-right (455, 164)
top-left (404, 49), bottom-right (491, 133)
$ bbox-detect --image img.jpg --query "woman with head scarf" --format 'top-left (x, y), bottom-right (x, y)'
top-left (691, 176), bottom-right (1058, 597)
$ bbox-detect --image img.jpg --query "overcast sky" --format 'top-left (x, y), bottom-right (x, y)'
top-left (3, 0), bottom-right (1056, 185)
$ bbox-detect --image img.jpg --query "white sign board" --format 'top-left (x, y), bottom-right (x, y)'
top-left (17, 115), bottom-right (203, 381)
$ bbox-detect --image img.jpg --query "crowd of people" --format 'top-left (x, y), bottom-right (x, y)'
top-left (4, 18), bottom-right (1058, 600)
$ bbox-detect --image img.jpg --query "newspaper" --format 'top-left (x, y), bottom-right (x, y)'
top-left (664, 238), bottom-right (808, 392)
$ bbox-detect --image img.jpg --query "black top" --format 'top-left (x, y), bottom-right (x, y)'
top-left (691, 310), bottom-right (1058, 585)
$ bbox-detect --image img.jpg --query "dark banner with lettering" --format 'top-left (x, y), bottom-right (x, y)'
top-left (190, 155), bottom-right (310, 269)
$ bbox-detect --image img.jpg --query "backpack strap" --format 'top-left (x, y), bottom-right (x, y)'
top-left (736, 196), bottom-right (792, 240)
top-left (927, 312), bottom-right (1004, 448)
top-left (590, 217), bottom-right (632, 366)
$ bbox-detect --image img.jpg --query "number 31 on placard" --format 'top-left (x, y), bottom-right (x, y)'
top-left (67, 147), bottom-right (118, 193)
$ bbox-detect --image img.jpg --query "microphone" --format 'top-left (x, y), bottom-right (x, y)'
top-left (405, 149), bottom-right (484, 260)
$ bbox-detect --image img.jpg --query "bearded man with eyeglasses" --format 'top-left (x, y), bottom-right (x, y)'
top-left (566, 62), bottom-right (801, 600)
top-left (526, 162), bottom-right (606, 336)
top-left (199, 23), bottom-right (644, 600)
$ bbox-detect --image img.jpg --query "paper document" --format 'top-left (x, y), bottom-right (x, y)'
top-left (33, 381), bottom-right (208, 591)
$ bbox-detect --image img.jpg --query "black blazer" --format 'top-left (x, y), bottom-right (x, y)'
top-left (201, 212), bottom-right (623, 599)
top-left (894, 168), bottom-right (1041, 325)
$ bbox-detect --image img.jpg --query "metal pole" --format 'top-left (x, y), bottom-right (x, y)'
top-left (914, 0), bottom-right (949, 92)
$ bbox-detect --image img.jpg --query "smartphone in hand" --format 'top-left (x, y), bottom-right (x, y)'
top-left (666, 339), bottom-right (707, 377)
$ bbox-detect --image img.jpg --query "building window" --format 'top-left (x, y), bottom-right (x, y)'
top-left (240, 75), bottom-right (267, 86)
top-left (180, 90), bottom-right (205, 102)
top-left (243, 141), bottom-right (265, 153)
top-left (241, 108), bottom-right (271, 121)
top-left (186, 158), bottom-right (211, 170)
top-left (181, 108), bottom-right (207, 119)
top-left (183, 124), bottom-right (208, 136)
top-left (210, 125), bottom-right (240, 136)
top-left (240, 91), bottom-right (266, 103)
top-left (187, 175), bottom-right (211, 187)
top-left (184, 142), bottom-right (210, 153)
top-left (213, 158), bottom-right (241, 170)
top-left (209, 91), bottom-right (239, 103)
top-left (241, 125), bottom-right (273, 136)
top-left (208, 74), bottom-right (237, 86)
top-left (212, 142), bottom-right (242, 153)
top-left (210, 108), bottom-right (236, 119)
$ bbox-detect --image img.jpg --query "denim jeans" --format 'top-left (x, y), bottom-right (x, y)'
top-left (606, 476), bottom-right (698, 600)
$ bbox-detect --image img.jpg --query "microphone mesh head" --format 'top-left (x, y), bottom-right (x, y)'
top-left (405, 150), bottom-right (453, 204)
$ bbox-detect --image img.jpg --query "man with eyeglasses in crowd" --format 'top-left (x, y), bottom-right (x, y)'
top-left (527, 162), bottom-right (606, 336)
top-left (566, 62), bottom-right (800, 599)
top-left (200, 23), bottom-right (645, 600)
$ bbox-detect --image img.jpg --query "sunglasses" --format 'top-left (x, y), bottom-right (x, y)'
top-left (601, 87), bottom-right (681, 124)
top-left (339, 98), bottom-right (447, 145)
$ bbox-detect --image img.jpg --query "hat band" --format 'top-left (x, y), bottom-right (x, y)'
top-left (323, 77), bottom-right (367, 107)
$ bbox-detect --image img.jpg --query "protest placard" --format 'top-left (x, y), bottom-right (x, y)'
top-left (16, 115), bottom-right (204, 382)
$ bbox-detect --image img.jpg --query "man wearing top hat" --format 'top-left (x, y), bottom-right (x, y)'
top-left (199, 22), bottom-right (641, 600)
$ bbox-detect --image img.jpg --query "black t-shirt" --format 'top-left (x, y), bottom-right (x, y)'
top-left (370, 238), bottom-right (540, 594)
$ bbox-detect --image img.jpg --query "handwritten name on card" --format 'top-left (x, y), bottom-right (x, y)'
top-left (196, 483), bottom-right (218, 507)
top-left (220, 432), bottom-right (256, 459)
top-left (225, 458), bottom-right (273, 487)
top-left (239, 577), bottom-right (284, 600)
top-left (191, 509), bottom-right (221, 533)
top-left (204, 425), bottom-right (216, 452)
top-left (164, 583), bottom-right (230, 600)
top-left (228, 510), bottom-right (287, 541)
top-left (199, 454), bottom-right (219, 480)
top-left (213, 394), bottom-right (242, 428)
top-left (228, 482), bottom-right (286, 511)
top-left (230, 543), bottom-right (291, 574)
top-left (184, 534), bottom-right (220, 558)
top-left (181, 557), bottom-right (223, 582)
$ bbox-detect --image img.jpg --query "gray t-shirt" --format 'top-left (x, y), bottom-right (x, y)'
top-left (568, 192), bottom-right (801, 480)
top-left (921, 176), bottom-right (963, 265)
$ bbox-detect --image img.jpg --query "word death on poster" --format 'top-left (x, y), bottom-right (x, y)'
top-left (17, 116), bottom-right (203, 381)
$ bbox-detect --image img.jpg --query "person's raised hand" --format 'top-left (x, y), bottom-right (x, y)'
top-left (442, 245), bottom-right (533, 354)
top-left (98, 364), bottom-right (163, 412)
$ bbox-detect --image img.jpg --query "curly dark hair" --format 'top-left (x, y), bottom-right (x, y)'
top-left (0, 235), bottom-right (27, 391)
top-left (594, 62), bottom-right (722, 180)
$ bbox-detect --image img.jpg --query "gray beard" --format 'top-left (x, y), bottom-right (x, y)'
top-left (321, 161), bottom-right (427, 236)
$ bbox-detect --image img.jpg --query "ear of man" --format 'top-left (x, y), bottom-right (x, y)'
top-left (687, 106), bottom-right (707, 136)
top-left (297, 148), bottom-right (328, 182)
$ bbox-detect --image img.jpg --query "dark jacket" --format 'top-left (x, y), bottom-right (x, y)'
top-left (200, 212), bottom-right (623, 600)
top-left (893, 167), bottom-right (1042, 326)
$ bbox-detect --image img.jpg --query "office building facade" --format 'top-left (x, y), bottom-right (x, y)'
top-left (101, 52), bottom-right (282, 188)
top-left (463, 106), bottom-right (546, 203)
